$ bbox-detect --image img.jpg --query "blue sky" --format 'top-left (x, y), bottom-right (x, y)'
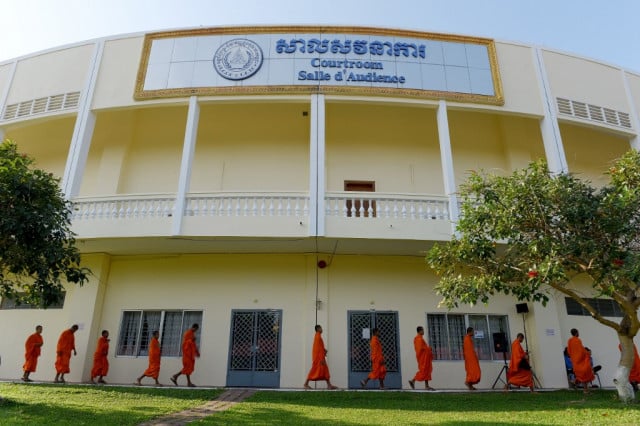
top-left (2, 0), bottom-right (640, 72)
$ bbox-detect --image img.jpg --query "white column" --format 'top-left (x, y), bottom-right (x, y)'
top-left (0, 60), bottom-right (17, 127)
top-left (171, 96), bottom-right (200, 235)
top-left (622, 70), bottom-right (640, 150)
top-left (62, 41), bottom-right (104, 198)
top-left (436, 100), bottom-right (459, 232)
top-left (309, 94), bottom-right (326, 237)
top-left (533, 48), bottom-right (568, 174)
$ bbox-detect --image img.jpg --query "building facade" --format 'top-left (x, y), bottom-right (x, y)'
top-left (0, 25), bottom-right (638, 389)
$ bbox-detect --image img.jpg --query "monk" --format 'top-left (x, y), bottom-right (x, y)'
top-left (136, 330), bottom-right (162, 386)
top-left (171, 323), bottom-right (200, 387)
top-left (90, 330), bottom-right (110, 384)
top-left (303, 325), bottom-right (338, 389)
top-left (54, 324), bottom-right (78, 383)
top-left (567, 328), bottom-right (595, 394)
top-left (618, 342), bottom-right (640, 391)
top-left (463, 327), bottom-right (481, 390)
top-left (22, 325), bottom-right (44, 382)
top-left (360, 327), bottom-right (386, 389)
top-left (408, 326), bottom-right (434, 390)
top-left (505, 333), bottom-right (535, 392)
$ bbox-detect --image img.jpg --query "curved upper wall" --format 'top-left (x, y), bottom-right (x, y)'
top-left (0, 25), bottom-right (638, 136)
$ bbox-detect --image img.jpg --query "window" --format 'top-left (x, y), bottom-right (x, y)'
top-left (117, 310), bottom-right (203, 357)
top-left (427, 313), bottom-right (510, 361)
top-left (345, 180), bottom-right (376, 217)
top-left (565, 297), bottom-right (622, 317)
top-left (0, 292), bottom-right (66, 309)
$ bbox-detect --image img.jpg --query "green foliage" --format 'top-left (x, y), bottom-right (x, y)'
top-left (0, 140), bottom-right (89, 307)
top-left (427, 151), bottom-right (640, 337)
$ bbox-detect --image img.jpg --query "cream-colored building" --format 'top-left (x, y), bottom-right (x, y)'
top-left (0, 26), bottom-right (638, 390)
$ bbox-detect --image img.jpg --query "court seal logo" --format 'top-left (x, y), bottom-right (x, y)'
top-left (213, 39), bottom-right (263, 81)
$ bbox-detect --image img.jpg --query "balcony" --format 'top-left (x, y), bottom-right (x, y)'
top-left (71, 191), bottom-right (452, 256)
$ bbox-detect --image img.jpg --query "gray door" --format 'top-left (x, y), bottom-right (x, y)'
top-left (348, 310), bottom-right (401, 389)
top-left (226, 309), bottom-right (282, 388)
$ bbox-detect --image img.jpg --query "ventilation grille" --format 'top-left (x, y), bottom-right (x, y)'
top-left (557, 97), bottom-right (632, 129)
top-left (2, 91), bottom-right (81, 121)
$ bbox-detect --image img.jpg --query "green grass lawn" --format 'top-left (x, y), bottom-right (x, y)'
top-left (0, 382), bottom-right (222, 425)
top-left (2, 384), bottom-right (640, 426)
top-left (196, 389), bottom-right (640, 426)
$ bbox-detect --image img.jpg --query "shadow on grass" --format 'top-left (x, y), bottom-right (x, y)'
top-left (237, 389), bottom-right (635, 413)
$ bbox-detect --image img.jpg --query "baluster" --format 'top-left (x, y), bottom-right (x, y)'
top-left (410, 201), bottom-right (416, 219)
top-left (125, 201), bottom-right (133, 218)
top-left (343, 199), bottom-right (349, 218)
top-left (303, 197), bottom-right (309, 216)
top-left (278, 198), bottom-right (284, 217)
top-left (418, 202), bottom-right (425, 220)
top-left (232, 198), bottom-right (239, 217)
top-left (227, 197), bottom-right (234, 216)
top-left (96, 202), bottom-right (104, 219)
top-left (367, 199), bottom-right (374, 218)
top-left (88, 202), bottom-right (96, 219)
top-left (392, 200), bottom-right (399, 218)
top-left (426, 205), bottom-right (433, 220)
top-left (384, 200), bottom-right (390, 219)
top-left (165, 200), bottom-right (173, 217)
top-left (286, 198), bottom-right (292, 216)
top-left (118, 203), bottom-right (125, 218)
top-left (260, 198), bottom-right (267, 216)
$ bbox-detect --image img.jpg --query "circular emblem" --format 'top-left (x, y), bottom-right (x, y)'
top-left (213, 39), bottom-right (263, 81)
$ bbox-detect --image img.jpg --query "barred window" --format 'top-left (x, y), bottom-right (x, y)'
top-left (0, 292), bottom-right (66, 310)
top-left (565, 297), bottom-right (622, 317)
top-left (117, 310), bottom-right (202, 357)
top-left (427, 313), bottom-right (509, 361)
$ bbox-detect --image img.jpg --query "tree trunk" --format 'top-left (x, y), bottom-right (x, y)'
top-left (614, 335), bottom-right (636, 402)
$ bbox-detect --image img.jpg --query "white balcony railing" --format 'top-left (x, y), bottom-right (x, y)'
top-left (71, 194), bottom-right (176, 220)
top-left (325, 192), bottom-right (449, 220)
top-left (185, 192), bottom-right (309, 217)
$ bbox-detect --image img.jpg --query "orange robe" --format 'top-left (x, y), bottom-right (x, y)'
top-left (463, 334), bottom-right (481, 385)
top-left (618, 343), bottom-right (640, 384)
top-left (180, 329), bottom-right (200, 375)
top-left (412, 334), bottom-right (433, 381)
top-left (306, 331), bottom-right (330, 381)
top-left (143, 336), bottom-right (161, 378)
top-left (368, 335), bottom-right (387, 380)
top-left (23, 332), bottom-right (44, 373)
top-left (55, 329), bottom-right (76, 374)
top-left (506, 339), bottom-right (533, 387)
top-left (91, 336), bottom-right (110, 378)
top-left (568, 336), bottom-right (595, 384)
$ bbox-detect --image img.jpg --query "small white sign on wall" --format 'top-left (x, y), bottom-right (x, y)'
top-left (362, 328), bottom-right (370, 339)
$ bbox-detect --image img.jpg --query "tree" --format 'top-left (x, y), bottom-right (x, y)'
top-left (426, 150), bottom-right (640, 402)
top-left (0, 139), bottom-right (89, 308)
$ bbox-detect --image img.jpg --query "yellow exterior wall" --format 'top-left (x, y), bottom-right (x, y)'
top-left (191, 102), bottom-right (310, 192)
top-left (543, 50), bottom-right (629, 112)
top-left (494, 42), bottom-right (544, 116)
top-left (6, 45), bottom-right (94, 104)
top-left (92, 37), bottom-right (145, 110)
top-left (4, 116), bottom-right (76, 178)
top-left (326, 103), bottom-right (443, 194)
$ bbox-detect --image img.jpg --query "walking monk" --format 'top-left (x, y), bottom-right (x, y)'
top-left (567, 328), bottom-right (595, 394)
top-left (505, 333), bottom-right (535, 392)
top-left (303, 325), bottom-right (338, 389)
top-left (360, 327), bottom-right (386, 389)
top-left (136, 330), bottom-right (162, 386)
top-left (22, 325), bottom-right (44, 382)
top-left (54, 324), bottom-right (78, 383)
top-left (463, 327), bottom-right (481, 390)
top-left (171, 323), bottom-right (200, 387)
top-left (409, 326), bottom-right (434, 390)
top-left (90, 330), bottom-right (110, 384)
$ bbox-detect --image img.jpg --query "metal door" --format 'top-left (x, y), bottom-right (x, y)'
top-left (348, 310), bottom-right (401, 389)
top-left (226, 309), bottom-right (282, 388)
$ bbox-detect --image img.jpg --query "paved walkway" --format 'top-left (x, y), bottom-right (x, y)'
top-left (138, 388), bottom-right (256, 426)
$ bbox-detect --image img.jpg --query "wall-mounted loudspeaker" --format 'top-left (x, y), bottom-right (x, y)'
top-left (516, 303), bottom-right (529, 314)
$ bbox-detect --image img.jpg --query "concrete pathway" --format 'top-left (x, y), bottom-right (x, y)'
top-left (138, 388), bottom-right (256, 426)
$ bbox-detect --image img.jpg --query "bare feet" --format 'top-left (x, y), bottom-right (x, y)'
top-left (187, 383), bottom-right (196, 387)
top-left (170, 376), bottom-right (178, 386)
top-left (303, 384), bottom-right (312, 389)
top-left (426, 386), bottom-right (435, 391)
top-left (135, 379), bottom-right (141, 386)
top-left (329, 385), bottom-right (338, 390)
top-left (360, 380), bottom-right (366, 388)
top-left (154, 383), bottom-right (163, 387)
top-left (465, 382), bottom-right (476, 391)
top-left (408, 380), bottom-right (415, 389)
